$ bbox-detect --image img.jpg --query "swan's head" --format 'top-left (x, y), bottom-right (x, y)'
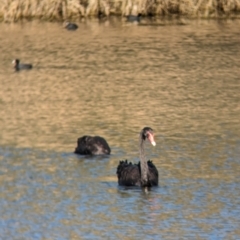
top-left (141, 127), bottom-right (156, 146)
top-left (12, 59), bottom-right (19, 65)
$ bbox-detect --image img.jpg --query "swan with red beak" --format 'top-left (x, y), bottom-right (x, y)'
top-left (117, 127), bottom-right (158, 187)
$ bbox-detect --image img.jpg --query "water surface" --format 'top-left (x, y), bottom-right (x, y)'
top-left (0, 19), bottom-right (239, 239)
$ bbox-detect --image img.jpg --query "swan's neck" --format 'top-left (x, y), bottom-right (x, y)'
top-left (139, 137), bottom-right (149, 186)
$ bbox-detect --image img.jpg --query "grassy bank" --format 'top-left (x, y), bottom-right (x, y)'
top-left (1, 0), bottom-right (240, 22)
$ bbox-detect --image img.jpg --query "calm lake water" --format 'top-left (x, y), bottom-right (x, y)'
top-left (0, 18), bottom-right (240, 239)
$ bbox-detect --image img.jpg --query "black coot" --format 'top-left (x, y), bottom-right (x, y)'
top-left (126, 13), bottom-right (142, 23)
top-left (64, 22), bottom-right (78, 31)
top-left (12, 59), bottom-right (32, 71)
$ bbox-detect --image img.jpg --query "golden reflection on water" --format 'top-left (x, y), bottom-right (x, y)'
top-left (0, 19), bottom-right (239, 178)
top-left (0, 20), bottom-right (239, 152)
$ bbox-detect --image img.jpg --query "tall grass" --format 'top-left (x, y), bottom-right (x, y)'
top-left (0, 0), bottom-right (240, 22)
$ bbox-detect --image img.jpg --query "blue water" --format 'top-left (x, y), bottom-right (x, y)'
top-left (0, 135), bottom-right (239, 239)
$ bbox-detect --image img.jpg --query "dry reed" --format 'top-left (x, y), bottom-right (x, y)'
top-left (0, 0), bottom-right (240, 22)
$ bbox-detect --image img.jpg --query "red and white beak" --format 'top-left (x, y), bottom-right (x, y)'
top-left (147, 132), bottom-right (156, 146)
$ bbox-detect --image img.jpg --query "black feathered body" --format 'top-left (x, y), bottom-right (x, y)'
top-left (117, 160), bottom-right (158, 187)
top-left (65, 22), bottom-right (78, 30)
top-left (74, 136), bottom-right (111, 155)
top-left (13, 59), bottom-right (32, 71)
top-left (126, 14), bottom-right (142, 23)
top-left (116, 127), bottom-right (158, 187)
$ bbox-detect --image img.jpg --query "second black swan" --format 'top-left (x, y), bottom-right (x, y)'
top-left (117, 127), bottom-right (158, 187)
top-left (74, 135), bottom-right (111, 155)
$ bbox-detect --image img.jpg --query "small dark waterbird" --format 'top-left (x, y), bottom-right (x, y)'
top-left (126, 13), bottom-right (142, 23)
top-left (117, 127), bottom-right (158, 187)
top-left (74, 135), bottom-right (111, 155)
top-left (12, 59), bottom-right (32, 71)
top-left (64, 22), bottom-right (78, 31)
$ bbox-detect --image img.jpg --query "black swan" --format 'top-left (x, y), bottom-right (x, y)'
top-left (74, 135), bottom-right (111, 155)
top-left (12, 59), bottom-right (32, 71)
top-left (117, 127), bottom-right (158, 187)
top-left (64, 22), bottom-right (78, 31)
